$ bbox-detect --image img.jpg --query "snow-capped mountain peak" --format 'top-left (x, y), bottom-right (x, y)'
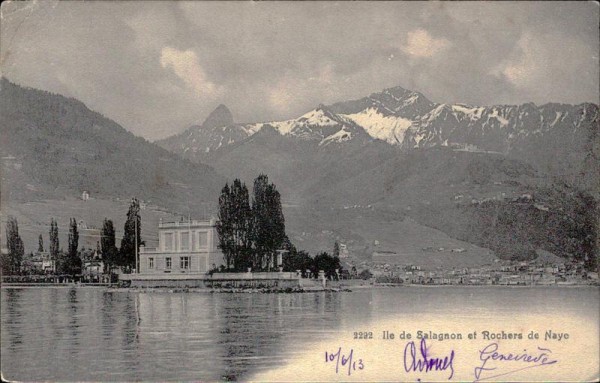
top-left (157, 85), bottom-right (598, 162)
top-left (341, 107), bottom-right (412, 145)
top-left (297, 106), bottom-right (339, 127)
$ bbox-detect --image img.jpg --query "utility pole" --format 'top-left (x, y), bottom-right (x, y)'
top-left (135, 213), bottom-right (138, 274)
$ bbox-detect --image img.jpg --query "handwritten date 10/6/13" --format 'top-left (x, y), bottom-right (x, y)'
top-left (325, 347), bottom-right (365, 376)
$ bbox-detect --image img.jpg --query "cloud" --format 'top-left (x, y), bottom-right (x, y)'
top-left (160, 46), bottom-right (219, 97)
top-left (268, 81), bottom-right (295, 112)
top-left (125, 6), bottom-right (177, 52)
top-left (400, 28), bottom-right (451, 58)
top-left (492, 33), bottom-right (542, 86)
top-left (2, 2), bottom-right (597, 140)
top-left (490, 30), bottom-right (598, 103)
top-left (268, 64), bottom-right (344, 113)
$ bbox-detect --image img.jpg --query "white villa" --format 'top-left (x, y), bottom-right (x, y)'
top-left (138, 218), bottom-right (225, 274)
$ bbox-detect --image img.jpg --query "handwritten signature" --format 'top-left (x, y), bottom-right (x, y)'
top-left (474, 342), bottom-right (558, 381)
top-left (404, 338), bottom-right (456, 380)
top-left (325, 347), bottom-right (365, 376)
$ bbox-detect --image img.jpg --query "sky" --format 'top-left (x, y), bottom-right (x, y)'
top-left (1, 1), bottom-right (598, 140)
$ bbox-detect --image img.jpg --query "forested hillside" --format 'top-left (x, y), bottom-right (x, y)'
top-left (0, 78), bottom-right (224, 215)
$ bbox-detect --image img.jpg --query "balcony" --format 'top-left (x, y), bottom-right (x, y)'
top-left (139, 246), bottom-right (209, 254)
top-left (159, 219), bottom-right (215, 229)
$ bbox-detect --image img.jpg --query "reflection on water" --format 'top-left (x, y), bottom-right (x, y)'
top-left (3, 289), bottom-right (24, 352)
top-left (1, 287), bottom-right (598, 381)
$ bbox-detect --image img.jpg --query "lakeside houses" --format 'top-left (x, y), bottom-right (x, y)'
top-left (80, 248), bottom-right (105, 282)
top-left (21, 251), bottom-right (56, 274)
top-left (368, 258), bottom-right (595, 286)
top-left (138, 218), bottom-right (225, 274)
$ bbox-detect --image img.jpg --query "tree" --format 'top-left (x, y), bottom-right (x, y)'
top-left (574, 191), bottom-right (598, 272)
top-left (215, 174), bottom-right (290, 272)
top-left (359, 269), bottom-right (373, 280)
top-left (120, 198), bottom-right (141, 271)
top-left (282, 249), bottom-right (313, 274)
top-left (49, 218), bottom-right (59, 261)
top-left (333, 241), bottom-right (340, 257)
top-left (38, 234), bottom-right (44, 253)
top-left (101, 218), bottom-right (118, 273)
top-left (2, 216), bottom-right (24, 275)
top-left (312, 252), bottom-right (342, 279)
top-left (216, 183), bottom-right (235, 269)
top-left (252, 174), bottom-right (286, 270)
top-left (68, 218), bottom-right (79, 259)
top-left (230, 179), bottom-right (253, 271)
top-left (60, 218), bottom-right (82, 275)
top-left (216, 181), bottom-right (253, 271)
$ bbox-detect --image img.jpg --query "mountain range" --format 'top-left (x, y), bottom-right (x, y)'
top-left (2, 78), bottom-right (597, 267)
top-left (156, 84), bottom-right (598, 266)
top-left (157, 85), bottom-right (598, 192)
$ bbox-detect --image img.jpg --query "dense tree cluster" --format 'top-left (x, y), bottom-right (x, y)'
top-left (464, 186), bottom-right (599, 271)
top-left (217, 175), bottom-right (286, 271)
top-left (281, 247), bottom-right (343, 278)
top-left (216, 174), bottom-right (343, 277)
top-left (1, 198), bottom-right (142, 276)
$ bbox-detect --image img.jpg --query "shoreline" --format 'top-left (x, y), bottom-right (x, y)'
top-left (1, 283), bottom-right (597, 291)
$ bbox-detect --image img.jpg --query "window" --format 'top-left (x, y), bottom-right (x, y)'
top-left (180, 256), bottom-right (190, 270)
top-left (165, 257), bottom-right (172, 269)
top-left (164, 233), bottom-right (173, 251)
top-left (197, 232), bottom-right (208, 249)
top-left (180, 232), bottom-right (189, 251)
top-left (149, 257), bottom-right (154, 269)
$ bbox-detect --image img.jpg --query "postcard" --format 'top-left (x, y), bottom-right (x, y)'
top-left (1, 1), bottom-right (598, 382)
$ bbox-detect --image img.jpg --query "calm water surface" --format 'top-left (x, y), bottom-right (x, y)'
top-left (1, 286), bottom-right (598, 381)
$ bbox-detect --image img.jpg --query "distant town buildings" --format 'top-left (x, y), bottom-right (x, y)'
top-left (366, 258), bottom-right (595, 286)
top-left (19, 251), bottom-right (56, 274)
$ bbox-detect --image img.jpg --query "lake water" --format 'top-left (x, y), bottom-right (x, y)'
top-left (1, 286), bottom-right (598, 382)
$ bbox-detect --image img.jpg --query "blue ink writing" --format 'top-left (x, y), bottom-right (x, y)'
top-left (474, 342), bottom-right (558, 381)
top-left (325, 347), bottom-right (364, 376)
top-left (403, 338), bottom-right (456, 380)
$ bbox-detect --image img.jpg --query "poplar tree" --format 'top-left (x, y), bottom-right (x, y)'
top-left (230, 179), bottom-right (253, 271)
top-left (68, 218), bottom-right (79, 259)
top-left (216, 183), bottom-right (234, 269)
top-left (64, 218), bottom-right (82, 275)
top-left (3, 216), bottom-right (24, 274)
top-left (49, 218), bottom-right (59, 261)
top-left (120, 198), bottom-right (141, 271)
top-left (38, 234), bottom-right (44, 253)
top-left (216, 181), bottom-right (253, 271)
top-left (252, 174), bottom-right (286, 270)
top-left (101, 218), bottom-right (118, 273)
